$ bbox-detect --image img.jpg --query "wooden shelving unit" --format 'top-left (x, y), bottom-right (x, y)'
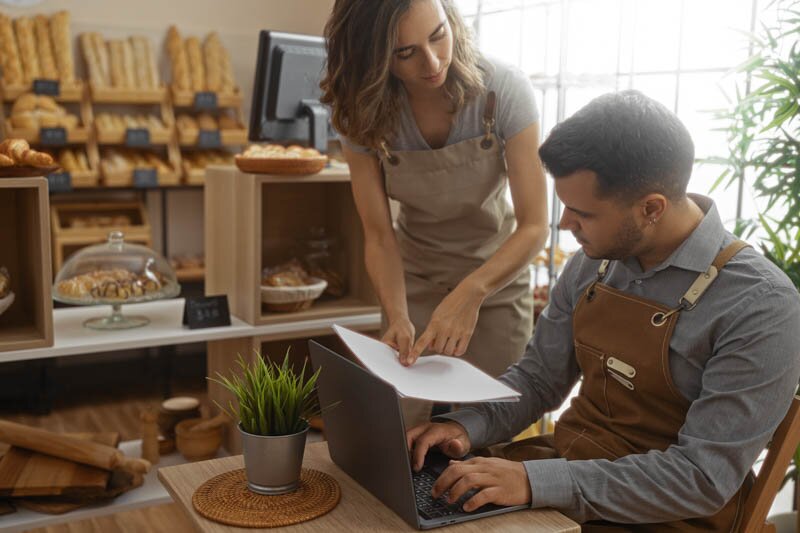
top-left (0, 178), bottom-right (53, 352)
top-left (205, 166), bottom-right (380, 327)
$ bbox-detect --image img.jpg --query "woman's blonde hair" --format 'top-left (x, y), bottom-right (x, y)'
top-left (320, 0), bottom-right (485, 150)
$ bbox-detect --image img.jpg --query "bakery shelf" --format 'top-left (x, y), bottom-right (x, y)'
top-left (100, 166), bottom-right (180, 188)
top-left (89, 85), bottom-right (168, 104)
top-left (4, 125), bottom-right (90, 145)
top-left (0, 178), bottom-right (53, 352)
top-left (171, 88), bottom-right (243, 108)
top-left (205, 166), bottom-right (380, 327)
top-left (65, 169), bottom-right (100, 188)
top-left (183, 166), bottom-right (206, 185)
top-left (178, 128), bottom-right (247, 146)
top-left (96, 127), bottom-right (173, 145)
top-left (1, 81), bottom-right (85, 103)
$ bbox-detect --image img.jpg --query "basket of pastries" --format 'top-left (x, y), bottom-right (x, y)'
top-left (0, 138), bottom-right (57, 176)
top-left (260, 259), bottom-right (327, 312)
top-left (235, 144), bottom-right (328, 175)
top-left (0, 267), bottom-right (14, 317)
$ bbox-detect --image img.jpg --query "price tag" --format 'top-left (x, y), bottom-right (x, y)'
top-left (39, 127), bottom-right (67, 146)
top-left (193, 91), bottom-right (218, 110)
top-left (46, 172), bottom-right (72, 193)
top-left (197, 129), bottom-right (222, 148)
top-left (125, 128), bottom-right (151, 147)
top-left (33, 79), bottom-right (60, 96)
top-left (133, 168), bottom-right (158, 188)
top-left (182, 295), bottom-right (231, 329)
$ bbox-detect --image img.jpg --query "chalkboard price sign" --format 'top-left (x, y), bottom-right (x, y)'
top-left (182, 295), bottom-right (231, 329)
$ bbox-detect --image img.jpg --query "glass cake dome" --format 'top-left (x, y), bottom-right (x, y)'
top-left (53, 231), bottom-right (181, 329)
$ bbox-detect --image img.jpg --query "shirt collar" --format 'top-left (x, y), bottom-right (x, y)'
top-left (621, 194), bottom-right (726, 274)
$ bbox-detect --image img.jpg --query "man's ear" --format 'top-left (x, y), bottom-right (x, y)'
top-left (638, 193), bottom-right (667, 225)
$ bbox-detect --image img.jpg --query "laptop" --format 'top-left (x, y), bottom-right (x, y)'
top-left (309, 340), bottom-right (527, 529)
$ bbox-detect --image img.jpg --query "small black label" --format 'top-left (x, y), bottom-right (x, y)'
top-left (125, 128), bottom-right (151, 147)
top-left (197, 129), bottom-right (222, 148)
top-left (193, 91), bottom-right (218, 110)
top-left (40, 127), bottom-right (67, 146)
top-left (47, 172), bottom-right (72, 193)
top-left (133, 168), bottom-right (158, 188)
top-left (182, 295), bottom-right (231, 329)
top-left (33, 79), bottom-right (60, 96)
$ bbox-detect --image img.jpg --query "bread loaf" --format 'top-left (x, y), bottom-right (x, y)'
top-left (166, 26), bottom-right (190, 91)
top-left (50, 11), bottom-right (74, 83)
top-left (130, 36), bottom-right (151, 89)
top-left (14, 17), bottom-right (40, 83)
top-left (185, 36), bottom-right (204, 91)
top-left (121, 39), bottom-right (136, 88)
top-left (80, 33), bottom-right (104, 86)
top-left (92, 33), bottom-right (110, 86)
top-left (0, 15), bottom-right (23, 85)
top-left (107, 40), bottom-right (126, 88)
top-left (34, 15), bottom-right (58, 80)
top-left (203, 32), bottom-right (222, 92)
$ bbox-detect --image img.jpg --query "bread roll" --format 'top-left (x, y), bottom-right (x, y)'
top-left (185, 36), bottom-right (204, 91)
top-left (50, 11), bottom-right (74, 83)
top-left (197, 112), bottom-right (217, 130)
top-left (121, 39), bottom-right (136, 88)
top-left (11, 93), bottom-right (37, 114)
top-left (36, 95), bottom-right (59, 112)
top-left (14, 17), bottom-right (40, 83)
top-left (166, 26), bottom-right (190, 91)
top-left (218, 114), bottom-right (238, 130)
top-left (76, 149), bottom-right (89, 171)
top-left (58, 148), bottom-right (78, 172)
top-left (11, 113), bottom-right (37, 129)
top-left (0, 15), bottom-right (23, 85)
top-left (34, 16), bottom-right (58, 80)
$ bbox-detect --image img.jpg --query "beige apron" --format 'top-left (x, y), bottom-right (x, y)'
top-left (378, 92), bottom-right (534, 425)
top-left (487, 241), bottom-right (752, 532)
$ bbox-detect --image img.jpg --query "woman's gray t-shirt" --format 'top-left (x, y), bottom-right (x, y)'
top-left (341, 56), bottom-right (539, 153)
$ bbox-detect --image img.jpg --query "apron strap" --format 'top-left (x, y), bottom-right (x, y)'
top-left (586, 259), bottom-right (610, 301)
top-left (480, 91), bottom-right (497, 149)
top-left (652, 240), bottom-right (751, 326)
top-left (379, 140), bottom-right (399, 166)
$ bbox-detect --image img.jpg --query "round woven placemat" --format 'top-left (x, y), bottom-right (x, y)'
top-left (192, 468), bottom-right (340, 528)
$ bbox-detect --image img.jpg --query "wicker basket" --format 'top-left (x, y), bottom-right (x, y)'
top-left (260, 278), bottom-right (327, 312)
top-left (235, 155), bottom-right (327, 175)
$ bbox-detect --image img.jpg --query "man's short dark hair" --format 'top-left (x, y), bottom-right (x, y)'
top-left (538, 90), bottom-right (694, 202)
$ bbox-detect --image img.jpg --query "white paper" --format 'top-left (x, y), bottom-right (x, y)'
top-left (332, 325), bottom-right (520, 403)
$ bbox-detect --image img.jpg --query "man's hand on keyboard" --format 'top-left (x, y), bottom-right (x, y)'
top-left (407, 421), bottom-right (471, 472)
top-left (431, 457), bottom-right (531, 512)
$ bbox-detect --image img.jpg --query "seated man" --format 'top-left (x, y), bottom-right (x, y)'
top-left (406, 90), bottom-right (800, 531)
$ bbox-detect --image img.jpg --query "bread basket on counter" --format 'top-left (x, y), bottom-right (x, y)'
top-left (260, 278), bottom-right (327, 312)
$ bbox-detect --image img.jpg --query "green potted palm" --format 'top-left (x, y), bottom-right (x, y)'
top-left (211, 352), bottom-right (323, 495)
top-left (710, 0), bottom-right (800, 528)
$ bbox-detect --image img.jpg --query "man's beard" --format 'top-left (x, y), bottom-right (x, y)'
top-left (596, 215), bottom-right (644, 260)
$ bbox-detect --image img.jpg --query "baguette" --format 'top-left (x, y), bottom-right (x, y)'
top-left (80, 33), bottom-right (104, 86)
top-left (185, 36), bottom-right (204, 91)
top-left (0, 15), bottom-right (23, 85)
top-left (50, 11), bottom-right (74, 83)
top-left (130, 36), bottom-right (151, 89)
top-left (203, 32), bottom-right (222, 92)
top-left (143, 37), bottom-right (159, 87)
top-left (14, 17), bottom-right (40, 83)
top-left (92, 33), bottom-right (110, 86)
top-left (166, 26), bottom-right (190, 91)
top-left (107, 40), bottom-right (126, 88)
top-left (220, 47), bottom-right (235, 94)
top-left (121, 39), bottom-right (136, 88)
top-left (34, 15), bottom-right (58, 80)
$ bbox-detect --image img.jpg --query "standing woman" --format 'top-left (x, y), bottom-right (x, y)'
top-left (321, 0), bottom-right (548, 420)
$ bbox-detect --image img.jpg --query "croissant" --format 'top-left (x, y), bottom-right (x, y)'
top-left (21, 149), bottom-right (55, 167)
top-left (0, 139), bottom-right (30, 161)
top-left (0, 154), bottom-right (14, 167)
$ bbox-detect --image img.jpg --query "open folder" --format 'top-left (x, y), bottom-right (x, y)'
top-left (332, 325), bottom-right (521, 403)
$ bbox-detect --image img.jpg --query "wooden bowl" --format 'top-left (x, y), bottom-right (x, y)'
top-left (175, 418), bottom-right (223, 461)
top-left (234, 155), bottom-right (327, 175)
top-left (158, 396), bottom-right (201, 438)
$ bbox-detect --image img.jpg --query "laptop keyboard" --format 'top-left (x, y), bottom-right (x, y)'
top-left (413, 468), bottom-right (475, 520)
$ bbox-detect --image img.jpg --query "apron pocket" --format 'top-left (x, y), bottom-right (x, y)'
top-left (574, 341), bottom-right (612, 417)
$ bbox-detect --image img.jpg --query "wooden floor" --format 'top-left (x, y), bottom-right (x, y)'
top-left (1, 383), bottom-right (207, 533)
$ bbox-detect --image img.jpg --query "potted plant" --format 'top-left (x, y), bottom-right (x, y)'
top-left (211, 351), bottom-right (323, 495)
top-left (710, 0), bottom-right (800, 528)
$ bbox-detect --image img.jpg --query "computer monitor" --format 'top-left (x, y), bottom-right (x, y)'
top-left (249, 30), bottom-right (330, 152)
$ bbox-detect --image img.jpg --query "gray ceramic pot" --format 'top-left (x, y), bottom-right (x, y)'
top-left (239, 423), bottom-right (309, 495)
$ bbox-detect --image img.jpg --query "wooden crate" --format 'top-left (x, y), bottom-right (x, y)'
top-left (0, 178), bottom-right (53, 352)
top-left (50, 201), bottom-right (152, 274)
top-left (1, 81), bottom-right (85, 103)
top-left (205, 166), bottom-right (379, 327)
top-left (90, 85), bottom-right (167, 104)
top-left (171, 88), bottom-right (243, 109)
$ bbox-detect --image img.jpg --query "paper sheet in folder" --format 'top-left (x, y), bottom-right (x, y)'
top-left (332, 325), bottom-right (521, 403)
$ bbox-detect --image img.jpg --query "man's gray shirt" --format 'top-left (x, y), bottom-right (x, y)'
top-left (438, 195), bottom-right (800, 524)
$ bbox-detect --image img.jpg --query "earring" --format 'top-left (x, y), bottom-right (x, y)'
top-left (649, 218), bottom-right (657, 226)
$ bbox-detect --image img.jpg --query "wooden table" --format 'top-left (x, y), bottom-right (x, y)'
top-left (158, 441), bottom-right (580, 532)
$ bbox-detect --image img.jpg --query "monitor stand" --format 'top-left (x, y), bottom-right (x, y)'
top-left (301, 99), bottom-right (329, 153)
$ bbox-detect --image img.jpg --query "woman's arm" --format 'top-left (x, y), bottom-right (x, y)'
top-left (406, 123), bottom-right (549, 362)
top-left (342, 144), bottom-right (416, 355)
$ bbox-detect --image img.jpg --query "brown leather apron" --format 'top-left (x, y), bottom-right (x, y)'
top-left (378, 93), bottom-right (534, 426)
top-left (491, 241), bottom-right (752, 532)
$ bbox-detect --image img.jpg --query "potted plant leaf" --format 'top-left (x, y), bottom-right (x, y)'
top-left (710, 0), bottom-right (800, 528)
top-left (210, 351), bottom-right (323, 495)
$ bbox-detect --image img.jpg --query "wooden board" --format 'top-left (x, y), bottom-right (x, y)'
top-left (0, 432), bottom-right (119, 498)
